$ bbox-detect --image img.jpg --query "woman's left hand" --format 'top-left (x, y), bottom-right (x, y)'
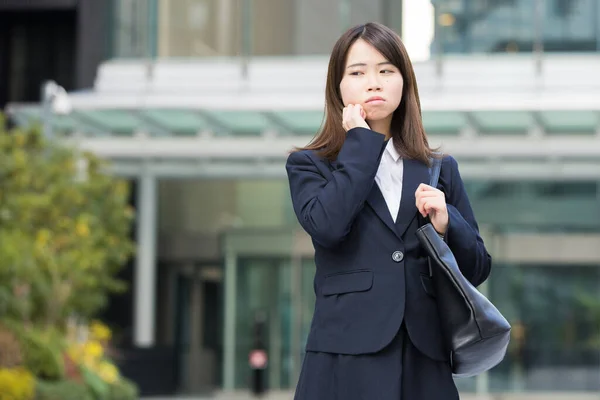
top-left (415, 184), bottom-right (449, 235)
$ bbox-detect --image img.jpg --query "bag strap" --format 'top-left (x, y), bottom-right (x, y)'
top-left (425, 155), bottom-right (444, 277)
top-left (428, 155), bottom-right (442, 188)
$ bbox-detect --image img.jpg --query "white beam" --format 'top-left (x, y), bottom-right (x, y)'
top-left (492, 233), bottom-right (600, 265)
top-left (106, 159), bottom-right (600, 181)
top-left (43, 90), bottom-right (600, 112)
top-left (74, 135), bottom-right (600, 159)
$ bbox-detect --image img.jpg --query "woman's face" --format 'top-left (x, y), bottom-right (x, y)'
top-left (339, 38), bottom-right (404, 123)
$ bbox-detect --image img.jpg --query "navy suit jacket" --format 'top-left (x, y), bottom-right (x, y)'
top-left (286, 127), bottom-right (492, 362)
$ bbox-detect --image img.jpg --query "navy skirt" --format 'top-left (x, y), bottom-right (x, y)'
top-left (294, 324), bottom-right (459, 400)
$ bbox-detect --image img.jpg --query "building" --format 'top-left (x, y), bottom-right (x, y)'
top-left (432, 0), bottom-right (600, 54)
top-left (0, 0), bottom-right (111, 109)
top-left (5, 0), bottom-right (600, 397)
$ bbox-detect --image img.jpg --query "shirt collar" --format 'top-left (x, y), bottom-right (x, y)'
top-left (385, 138), bottom-right (401, 162)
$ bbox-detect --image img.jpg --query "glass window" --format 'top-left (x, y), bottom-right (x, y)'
top-left (488, 264), bottom-right (600, 392)
top-left (465, 181), bottom-right (600, 232)
top-left (433, 0), bottom-right (600, 54)
top-left (112, 0), bottom-right (156, 58)
top-left (233, 256), bottom-right (315, 390)
top-left (155, 0), bottom-right (399, 57)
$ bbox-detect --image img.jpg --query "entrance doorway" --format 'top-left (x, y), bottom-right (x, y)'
top-left (231, 256), bottom-right (315, 390)
top-left (173, 263), bottom-right (223, 394)
top-left (221, 228), bottom-right (316, 391)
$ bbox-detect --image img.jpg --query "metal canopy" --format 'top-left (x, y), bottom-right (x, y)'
top-left (5, 54), bottom-right (600, 180)
top-left (8, 106), bottom-right (600, 138)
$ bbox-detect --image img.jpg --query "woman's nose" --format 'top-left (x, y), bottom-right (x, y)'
top-left (367, 74), bottom-right (382, 91)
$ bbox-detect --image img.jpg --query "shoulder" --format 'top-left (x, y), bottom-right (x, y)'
top-left (286, 149), bottom-right (328, 168)
top-left (436, 154), bottom-right (463, 195)
top-left (440, 154), bottom-right (459, 173)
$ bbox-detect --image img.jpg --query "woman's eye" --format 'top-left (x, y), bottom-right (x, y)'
top-left (381, 69), bottom-right (394, 74)
top-left (349, 71), bottom-right (363, 76)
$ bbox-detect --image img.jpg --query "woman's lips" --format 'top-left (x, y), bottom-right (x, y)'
top-left (365, 96), bottom-right (385, 104)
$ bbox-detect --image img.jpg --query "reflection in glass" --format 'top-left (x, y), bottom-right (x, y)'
top-left (234, 257), bottom-right (315, 390)
top-left (432, 0), bottom-right (600, 54)
top-left (489, 265), bottom-right (600, 391)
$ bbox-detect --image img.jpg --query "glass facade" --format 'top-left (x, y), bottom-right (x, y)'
top-left (111, 0), bottom-right (158, 59)
top-left (432, 0), bottom-right (600, 54)
top-left (111, 0), bottom-right (403, 58)
top-left (488, 264), bottom-right (600, 391)
top-left (109, 0), bottom-right (600, 59)
top-left (156, 177), bottom-right (600, 394)
top-left (233, 257), bottom-right (315, 389)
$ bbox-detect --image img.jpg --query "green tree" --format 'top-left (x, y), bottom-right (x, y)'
top-left (0, 114), bottom-right (135, 330)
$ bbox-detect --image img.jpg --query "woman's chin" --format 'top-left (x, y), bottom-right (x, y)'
top-left (365, 113), bottom-right (393, 123)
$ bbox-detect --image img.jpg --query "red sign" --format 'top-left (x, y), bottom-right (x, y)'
top-left (249, 349), bottom-right (268, 369)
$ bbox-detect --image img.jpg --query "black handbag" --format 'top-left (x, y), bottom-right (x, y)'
top-left (415, 157), bottom-right (511, 377)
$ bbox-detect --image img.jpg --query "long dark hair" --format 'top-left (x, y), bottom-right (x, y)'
top-left (296, 22), bottom-right (436, 164)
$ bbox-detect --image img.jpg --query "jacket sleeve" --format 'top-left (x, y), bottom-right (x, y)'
top-left (285, 128), bottom-right (386, 247)
top-left (444, 156), bottom-right (492, 287)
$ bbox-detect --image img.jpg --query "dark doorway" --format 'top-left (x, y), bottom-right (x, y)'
top-left (0, 9), bottom-right (76, 109)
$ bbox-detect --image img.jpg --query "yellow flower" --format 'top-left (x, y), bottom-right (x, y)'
top-left (83, 340), bottom-right (104, 360)
top-left (35, 229), bottom-right (51, 247)
top-left (76, 220), bottom-right (90, 237)
top-left (0, 367), bottom-right (35, 400)
top-left (97, 361), bottom-right (119, 384)
top-left (90, 321), bottom-right (112, 341)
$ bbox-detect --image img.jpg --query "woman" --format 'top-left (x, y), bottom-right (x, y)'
top-left (286, 22), bottom-right (492, 399)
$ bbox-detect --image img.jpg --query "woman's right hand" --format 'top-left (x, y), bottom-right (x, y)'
top-left (342, 104), bottom-right (370, 131)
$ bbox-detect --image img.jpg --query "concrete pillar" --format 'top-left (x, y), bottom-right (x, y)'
top-left (223, 246), bottom-right (238, 389)
top-left (133, 169), bottom-right (158, 347)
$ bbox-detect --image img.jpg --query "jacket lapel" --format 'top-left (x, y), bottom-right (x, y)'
top-left (365, 184), bottom-right (398, 237)
top-left (395, 158), bottom-right (430, 237)
top-left (366, 158), bottom-right (430, 240)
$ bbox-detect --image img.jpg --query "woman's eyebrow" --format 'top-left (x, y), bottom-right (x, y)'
top-left (346, 61), bottom-right (394, 69)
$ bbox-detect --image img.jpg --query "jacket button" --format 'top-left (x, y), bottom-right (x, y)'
top-left (391, 251), bottom-right (404, 262)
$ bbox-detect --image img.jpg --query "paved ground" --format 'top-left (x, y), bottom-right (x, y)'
top-left (142, 392), bottom-right (290, 400)
top-left (142, 392), bottom-right (600, 400)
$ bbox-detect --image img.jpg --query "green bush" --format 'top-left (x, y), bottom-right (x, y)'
top-left (19, 330), bottom-right (64, 381)
top-left (35, 380), bottom-right (93, 400)
top-left (80, 366), bottom-right (109, 400)
top-left (0, 119), bottom-right (135, 328)
top-left (109, 378), bottom-right (139, 400)
top-left (0, 324), bottom-right (23, 368)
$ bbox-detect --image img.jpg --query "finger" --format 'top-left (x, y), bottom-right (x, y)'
top-left (418, 195), bottom-right (441, 209)
top-left (416, 186), bottom-right (444, 198)
top-left (356, 104), bottom-right (365, 117)
top-left (423, 200), bottom-right (435, 215)
top-left (348, 104), bottom-right (358, 118)
top-left (415, 183), bottom-right (429, 193)
top-left (417, 193), bottom-right (442, 200)
top-left (416, 183), bottom-right (437, 192)
top-left (416, 198), bottom-right (427, 216)
top-left (424, 199), bottom-right (444, 213)
top-left (415, 192), bottom-right (440, 207)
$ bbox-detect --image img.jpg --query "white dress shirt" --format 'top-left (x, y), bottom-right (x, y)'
top-left (375, 138), bottom-right (403, 222)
